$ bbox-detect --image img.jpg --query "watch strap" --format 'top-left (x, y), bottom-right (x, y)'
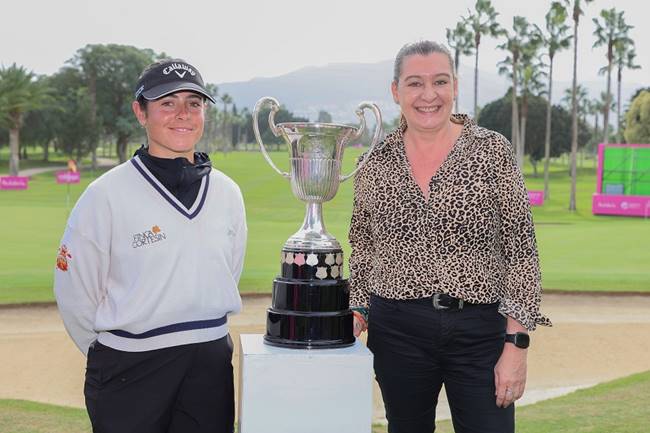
top-left (505, 332), bottom-right (530, 348)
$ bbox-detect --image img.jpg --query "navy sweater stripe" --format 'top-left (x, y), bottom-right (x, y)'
top-left (108, 315), bottom-right (228, 339)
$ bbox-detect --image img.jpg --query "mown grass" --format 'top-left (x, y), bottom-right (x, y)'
top-left (375, 370), bottom-right (650, 433)
top-left (2, 370), bottom-right (649, 433)
top-left (0, 149), bottom-right (648, 304)
top-left (0, 399), bottom-right (91, 433)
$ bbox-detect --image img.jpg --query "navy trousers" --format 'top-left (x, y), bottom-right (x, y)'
top-left (367, 294), bottom-right (514, 433)
top-left (84, 335), bottom-right (234, 433)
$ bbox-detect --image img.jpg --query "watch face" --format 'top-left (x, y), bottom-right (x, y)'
top-left (515, 333), bottom-right (530, 348)
top-left (506, 332), bottom-right (530, 348)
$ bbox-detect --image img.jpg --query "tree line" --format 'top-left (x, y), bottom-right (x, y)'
top-left (447, 0), bottom-right (644, 209)
top-left (1, 1), bottom-right (647, 212)
top-left (0, 44), bottom-right (309, 175)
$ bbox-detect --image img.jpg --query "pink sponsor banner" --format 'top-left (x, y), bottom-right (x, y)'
top-left (0, 176), bottom-right (29, 190)
top-left (592, 193), bottom-right (650, 217)
top-left (56, 171), bottom-right (80, 184)
top-left (527, 190), bottom-right (544, 206)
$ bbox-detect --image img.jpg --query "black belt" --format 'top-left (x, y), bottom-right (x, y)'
top-left (396, 293), bottom-right (473, 310)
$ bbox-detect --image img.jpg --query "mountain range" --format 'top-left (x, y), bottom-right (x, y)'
top-left (218, 59), bottom-right (643, 124)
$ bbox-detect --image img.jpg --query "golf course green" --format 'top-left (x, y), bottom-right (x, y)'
top-left (1, 149), bottom-right (648, 304)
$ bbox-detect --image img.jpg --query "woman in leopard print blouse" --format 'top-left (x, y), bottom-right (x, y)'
top-left (348, 41), bottom-right (551, 433)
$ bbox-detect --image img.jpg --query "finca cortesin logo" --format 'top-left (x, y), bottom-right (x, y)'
top-left (132, 225), bottom-right (167, 248)
top-left (56, 244), bottom-right (72, 271)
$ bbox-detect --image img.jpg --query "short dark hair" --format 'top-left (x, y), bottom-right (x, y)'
top-left (137, 95), bottom-right (148, 112)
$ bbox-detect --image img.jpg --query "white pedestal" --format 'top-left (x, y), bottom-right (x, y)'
top-left (238, 334), bottom-right (374, 433)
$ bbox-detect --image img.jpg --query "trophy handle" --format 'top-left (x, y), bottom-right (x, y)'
top-left (340, 102), bottom-right (383, 182)
top-left (253, 96), bottom-right (291, 179)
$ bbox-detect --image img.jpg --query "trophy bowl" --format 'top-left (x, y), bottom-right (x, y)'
top-left (281, 122), bottom-right (357, 203)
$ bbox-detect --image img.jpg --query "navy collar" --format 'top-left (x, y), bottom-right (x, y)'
top-left (131, 155), bottom-right (209, 220)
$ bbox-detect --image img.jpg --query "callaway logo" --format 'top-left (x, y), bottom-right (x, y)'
top-left (163, 63), bottom-right (196, 79)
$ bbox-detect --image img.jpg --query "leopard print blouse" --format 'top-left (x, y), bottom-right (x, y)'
top-left (348, 114), bottom-right (551, 331)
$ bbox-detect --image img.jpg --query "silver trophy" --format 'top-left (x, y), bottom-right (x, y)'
top-left (253, 96), bottom-right (383, 348)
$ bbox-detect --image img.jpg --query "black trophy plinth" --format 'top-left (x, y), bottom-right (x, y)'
top-left (264, 248), bottom-right (355, 349)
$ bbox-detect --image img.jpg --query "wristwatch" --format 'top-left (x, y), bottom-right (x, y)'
top-left (505, 332), bottom-right (530, 349)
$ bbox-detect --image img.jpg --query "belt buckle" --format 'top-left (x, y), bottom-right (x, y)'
top-left (432, 293), bottom-right (449, 310)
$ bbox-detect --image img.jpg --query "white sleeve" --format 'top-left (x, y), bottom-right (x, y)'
top-left (231, 190), bottom-right (247, 285)
top-left (53, 186), bottom-right (110, 356)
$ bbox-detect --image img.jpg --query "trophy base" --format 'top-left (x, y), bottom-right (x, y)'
top-left (272, 278), bottom-right (349, 311)
top-left (263, 335), bottom-right (355, 349)
top-left (265, 309), bottom-right (355, 349)
top-left (265, 248), bottom-right (354, 349)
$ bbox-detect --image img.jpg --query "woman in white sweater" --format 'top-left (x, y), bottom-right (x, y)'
top-left (54, 58), bottom-right (247, 433)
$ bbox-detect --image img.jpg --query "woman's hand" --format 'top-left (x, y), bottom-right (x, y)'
top-left (495, 316), bottom-right (529, 408)
top-left (494, 343), bottom-right (527, 408)
top-left (352, 311), bottom-right (368, 337)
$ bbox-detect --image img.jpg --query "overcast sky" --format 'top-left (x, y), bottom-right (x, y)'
top-left (2, 0), bottom-right (647, 88)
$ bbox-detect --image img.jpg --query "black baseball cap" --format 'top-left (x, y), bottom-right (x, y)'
top-left (134, 59), bottom-right (216, 104)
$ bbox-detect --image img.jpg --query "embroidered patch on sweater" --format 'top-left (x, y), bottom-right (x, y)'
top-left (132, 225), bottom-right (167, 248)
top-left (56, 245), bottom-right (72, 271)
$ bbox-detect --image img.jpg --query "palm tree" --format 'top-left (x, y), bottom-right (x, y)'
top-left (566, 0), bottom-right (594, 211)
top-left (0, 64), bottom-right (51, 176)
top-left (563, 85), bottom-right (591, 168)
top-left (612, 40), bottom-right (640, 142)
top-left (586, 98), bottom-right (601, 148)
top-left (73, 44), bottom-right (107, 171)
top-left (497, 16), bottom-right (533, 168)
top-left (540, 1), bottom-right (572, 199)
top-left (464, 0), bottom-right (503, 118)
top-left (588, 93), bottom-right (615, 147)
top-left (596, 91), bottom-right (616, 125)
top-left (518, 55), bottom-right (546, 171)
top-left (446, 20), bottom-right (474, 113)
top-left (591, 99), bottom-right (600, 135)
top-left (230, 104), bottom-right (242, 149)
top-left (562, 85), bottom-right (589, 120)
top-left (593, 8), bottom-right (633, 144)
top-left (220, 93), bottom-right (233, 149)
top-left (239, 107), bottom-right (252, 149)
top-left (495, 58), bottom-right (518, 160)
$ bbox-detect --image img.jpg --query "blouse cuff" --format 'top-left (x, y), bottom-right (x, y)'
top-left (498, 298), bottom-right (552, 331)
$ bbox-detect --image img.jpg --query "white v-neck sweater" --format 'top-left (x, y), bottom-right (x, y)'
top-left (54, 156), bottom-right (246, 355)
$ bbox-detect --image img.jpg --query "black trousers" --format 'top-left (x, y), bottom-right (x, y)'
top-left (367, 295), bottom-right (514, 433)
top-left (84, 335), bottom-right (234, 433)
